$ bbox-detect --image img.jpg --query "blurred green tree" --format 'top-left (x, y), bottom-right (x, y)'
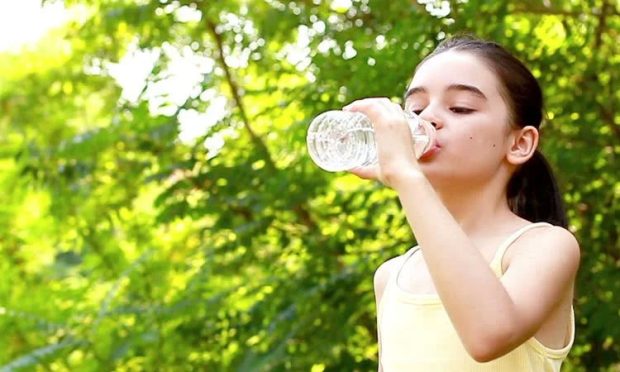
top-left (0, 0), bottom-right (618, 370)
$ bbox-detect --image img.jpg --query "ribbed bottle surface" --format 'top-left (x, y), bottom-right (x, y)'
top-left (306, 110), bottom-right (433, 172)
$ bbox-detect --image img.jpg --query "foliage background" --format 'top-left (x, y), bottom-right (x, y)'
top-left (0, 0), bottom-right (618, 370)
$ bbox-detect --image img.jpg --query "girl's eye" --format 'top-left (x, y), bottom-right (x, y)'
top-left (406, 107), bottom-right (424, 115)
top-left (450, 107), bottom-right (474, 114)
top-left (404, 103), bottom-right (425, 116)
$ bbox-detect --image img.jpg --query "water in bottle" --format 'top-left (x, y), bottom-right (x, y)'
top-left (306, 110), bottom-right (436, 172)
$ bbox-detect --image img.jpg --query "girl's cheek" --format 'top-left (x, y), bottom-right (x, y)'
top-left (467, 137), bottom-right (496, 148)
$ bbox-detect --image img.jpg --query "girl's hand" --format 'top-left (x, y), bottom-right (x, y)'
top-left (343, 98), bottom-right (424, 188)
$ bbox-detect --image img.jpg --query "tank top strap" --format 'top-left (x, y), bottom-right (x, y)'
top-left (403, 245), bottom-right (420, 262)
top-left (394, 246), bottom-right (420, 283)
top-left (489, 222), bottom-right (553, 276)
top-left (379, 246), bottom-right (420, 319)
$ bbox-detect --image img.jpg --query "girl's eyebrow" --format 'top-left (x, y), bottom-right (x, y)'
top-left (403, 86), bottom-right (426, 100)
top-left (447, 83), bottom-right (487, 99)
top-left (404, 84), bottom-right (488, 101)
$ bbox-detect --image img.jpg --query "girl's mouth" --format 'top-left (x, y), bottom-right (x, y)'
top-left (420, 143), bottom-right (441, 161)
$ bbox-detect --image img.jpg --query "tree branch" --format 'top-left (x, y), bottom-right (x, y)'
top-left (204, 19), bottom-right (318, 232)
top-left (509, 1), bottom-right (620, 17)
top-left (205, 19), bottom-right (276, 171)
top-left (593, 0), bottom-right (620, 142)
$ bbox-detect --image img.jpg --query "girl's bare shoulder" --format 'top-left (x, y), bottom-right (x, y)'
top-left (506, 225), bottom-right (580, 273)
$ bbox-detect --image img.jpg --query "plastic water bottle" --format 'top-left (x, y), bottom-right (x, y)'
top-left (306, 110), bottom-right (436, 172)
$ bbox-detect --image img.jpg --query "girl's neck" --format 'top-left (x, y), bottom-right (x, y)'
top-left (435, 178), bottom-right (518, 237)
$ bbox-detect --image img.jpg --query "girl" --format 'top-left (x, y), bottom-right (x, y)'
top-left (344, 37), bottom-right (580, 371)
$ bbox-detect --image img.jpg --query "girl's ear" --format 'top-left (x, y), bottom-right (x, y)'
top-left (507, 126), bottom-right (538, 166)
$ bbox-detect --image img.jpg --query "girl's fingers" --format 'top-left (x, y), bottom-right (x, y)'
top-left (342, 97), bottom-right (421, 184)
top-left (344, 97), bottom-right (387, 111)
top-left (349, 165), bottom-right (378, 180)
top-left (344, 99), bottom-right (409, 134)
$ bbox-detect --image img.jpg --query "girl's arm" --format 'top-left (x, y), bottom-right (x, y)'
top-left (392, 170), bottom-right (579, 361)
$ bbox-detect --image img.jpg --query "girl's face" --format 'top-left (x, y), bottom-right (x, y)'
top-left (404, 50), bottom-right (515, 187)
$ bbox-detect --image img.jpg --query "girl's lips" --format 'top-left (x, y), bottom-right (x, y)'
top-left (419, 143), bottom-right (441, 160)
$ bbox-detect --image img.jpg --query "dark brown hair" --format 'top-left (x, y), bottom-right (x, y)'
top-left (420, 36), bottom-right (568, 227)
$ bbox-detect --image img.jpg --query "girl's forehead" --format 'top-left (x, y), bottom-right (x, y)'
top-left (409, 51), bottom-right (501, 93)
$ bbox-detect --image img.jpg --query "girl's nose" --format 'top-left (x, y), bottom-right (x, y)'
top-left (421, 114), bottom-right (442, 130)
top-left (418, 104), bottom-right (443, 130)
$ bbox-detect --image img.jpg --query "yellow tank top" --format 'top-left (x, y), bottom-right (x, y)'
top-left (378, 222), bottom-right (575, 371)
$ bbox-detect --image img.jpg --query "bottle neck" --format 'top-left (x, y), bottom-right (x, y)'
top-left (404, 112), bottom-right (436, 159)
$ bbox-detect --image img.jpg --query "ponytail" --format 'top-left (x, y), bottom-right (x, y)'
top-left (507, 151), bottom-right (568, 228)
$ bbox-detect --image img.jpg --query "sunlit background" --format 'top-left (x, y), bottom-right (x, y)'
top-left (0, 0), bottom-right (68, 52)
top-left (0, 0), bottom-right (228, 149)
top-left (1, 0), bottom-right (618, 370)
